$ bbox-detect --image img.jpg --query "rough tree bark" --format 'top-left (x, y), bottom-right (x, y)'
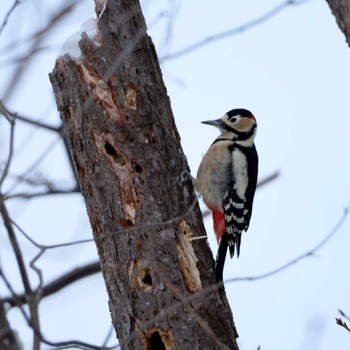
top-left (50, 0), bottom-right (239, 349)
top-left (326, 0), bottom-right (350, 45)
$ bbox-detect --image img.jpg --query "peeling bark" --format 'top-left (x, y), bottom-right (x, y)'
top-left (50, 0), bottom-right (239, 349)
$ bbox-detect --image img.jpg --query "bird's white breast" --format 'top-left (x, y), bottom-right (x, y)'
top-left (195, 141), bottom-right (232, 209)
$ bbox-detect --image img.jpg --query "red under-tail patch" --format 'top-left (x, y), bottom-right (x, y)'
top-left (212, 210), bottom-right (226, 243)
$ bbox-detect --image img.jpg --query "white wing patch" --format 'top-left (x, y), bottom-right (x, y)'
top-left (232, 149), bottom-right (248, 199)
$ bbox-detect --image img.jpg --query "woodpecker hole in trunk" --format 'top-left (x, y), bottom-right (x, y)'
top-left (104, 141), bottom-right (126, 166)
top-left (128, 260), bottom-right (153, 291)
top-left (143, 328), bottom-right (173, 350)
top-left (134, 163), bottom-right (143, 173)
top-left (137, 267), bottom-right (152, 291)
top-left (148, 331), bottom-right (165, 350)
top-left (142, 273), bottom-right (152, 286)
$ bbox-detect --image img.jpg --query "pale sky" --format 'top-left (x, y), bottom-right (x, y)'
top-left (1, 1), bottom-right (350, 349)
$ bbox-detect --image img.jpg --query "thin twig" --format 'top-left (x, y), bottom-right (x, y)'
top-left (4, 187), bottom-right (80, 200)
top-left (161, 0), bottom-right (312, 62)
top-left (339, 309), bottom-right (350, 322)
top-left (256, 171), bottom-right (280, 189)
top-left (0, 100), bottom-right (61, 133)
top-left (5, 134), bottom-right (62, 195)
top-left (14, 113), bottom-right (61, 133)
top-left (0, 268), bottom-right (30, 320)
top-left (2, 1), bottom-right (78, 101)
top-left (0, 101), bottom-right (79, 191)
top-left (0, 0), bottom-right (21, 36)
top-left (11, 191), bottom-right (199, 250)
top-left (225, 203), bottom-right (349, 284)
top-left (3, 261), bottom-right (101, 307)
top-left (0, 195), bottom-right (41, 348)
top-left (335, 316), bottom-right (350, 333)
top-left (0, 100), bottom-right (15, 122)
top-left (0, 117), bottom-right (15, 188)
top-left (0, 101), bottom-right (17, 189)
top-left (0, 266), bottom-right (115, 350)
top-left (102, 325), bottom-right (116, 348)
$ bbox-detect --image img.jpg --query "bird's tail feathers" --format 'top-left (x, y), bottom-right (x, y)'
top-left (227, 232), bottom-right (242, 258)
top-left (215, 233), bottom-right (228, 282)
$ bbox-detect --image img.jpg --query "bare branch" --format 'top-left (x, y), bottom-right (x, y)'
top-left (5, 135), bottom-right (62, 195)
top-left (335, 317), bottom-right (350, 333)
top-left (13, 112), bottom-right (61, 133)
top-left (3, 261), bottom-right (101, 308)
top-left (0, 268), bottom-right (30, 320)
top-left (4, 187), bottom-right (80, 200)
top-left (0, 195), bottom-right (41, 348)
top-left (226, 203), bottom-right (349, 284)
top-left (0, 117), bottom-right (15, 188)
top-left (39, 337), bottom-right (117, 350)
top-left (0, 251), bottom-right (111, 350)
top-left (0, 100), bottom-right (16, 123)
top-left (0, 102), bottom-right (59, 131)
top-left (256, 171), bottom-right (280, 189)
top-left (161, 0), bottom-right (312, 62)
top-left (2, 1), bottom-right (78, 101)
top-left (0, 0), bottom-right (21, 36)
top-left (0, 101), bottom-right (79, 191)
top-left (339, 309), bottom-right (350, 322)
top-left (102, 326), bottom-right (116, 348)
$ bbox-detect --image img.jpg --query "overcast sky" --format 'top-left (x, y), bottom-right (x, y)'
top-left (1, 1), bottom-right (350, 349)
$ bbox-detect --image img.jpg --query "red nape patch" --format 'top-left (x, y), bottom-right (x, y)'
top-left (212, 211), bottom-right (226, 243)
top-left (251, 114), bottom-right (256, 121)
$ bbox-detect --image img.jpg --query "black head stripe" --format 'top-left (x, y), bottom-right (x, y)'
top-left (227, 108), bottom-right (253, 119)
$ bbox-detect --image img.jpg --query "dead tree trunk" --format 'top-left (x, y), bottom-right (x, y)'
top-left (50, 0), bottom-right (239, 349)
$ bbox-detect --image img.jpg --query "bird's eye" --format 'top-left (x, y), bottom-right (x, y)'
top-left (230, 117), bottom-right (237, 123)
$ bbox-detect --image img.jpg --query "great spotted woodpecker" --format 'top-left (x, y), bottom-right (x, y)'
top-left (195, 108), bottom-right (258, 281)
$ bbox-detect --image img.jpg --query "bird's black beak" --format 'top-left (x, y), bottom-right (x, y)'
top-left (201, 119), bottom-right (224, 128)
